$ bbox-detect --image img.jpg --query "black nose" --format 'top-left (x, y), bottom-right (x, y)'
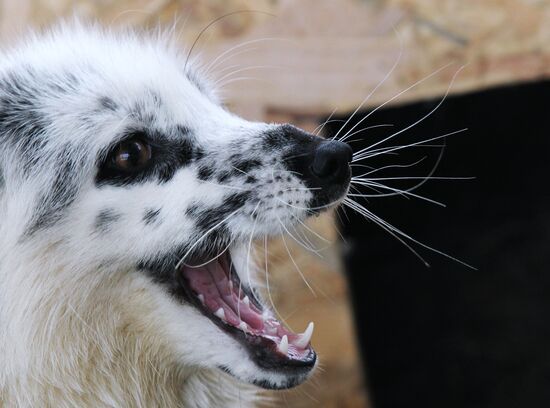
top-left (264, 124), bottom-right (353, 208)
top-left (310, 140), bottom-right (353, 181)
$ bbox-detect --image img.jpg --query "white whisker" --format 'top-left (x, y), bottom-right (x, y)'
top-left (290, 213), bottom-right (331, 244)
top-left (182, 237), bottom-right (235, 268)
top-left (204, 37), bottom-right (288, 75)
top-left (333, 27), bottom-right (404, 142)
top-left (264, 236), bottom-right (291, 328)
top-left (339, 62), bottom-right (455, 145)
top-left (175, 209), bottom-right (240, 270)
top-left (313, 108), bottom-right (339, 136)
top-left (344, 198), bottom-right (475, 269)
top-left (280, 227), bottom-right (317, 296)
top-left (355, 128), bottom-right (466, 162)
top-left (352, 66), bottom-right (466, 159)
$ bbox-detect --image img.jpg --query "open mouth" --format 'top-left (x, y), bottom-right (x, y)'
top-left (175, 247), bottom-right (316, 387)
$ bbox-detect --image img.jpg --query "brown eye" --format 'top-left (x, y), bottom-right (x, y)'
top-left (113, 139), bottom-right (152, 171)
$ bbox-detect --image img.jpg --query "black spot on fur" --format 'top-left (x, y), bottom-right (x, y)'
top-left (0, 68), bottom-right (83, 174)
top-left (191, 192), bottom-right (251, 234)
top-left (185, 204), bottom-right (200, 217)
top-left (193, 146), bottom-right (205, 161)
top-left (197, 165), bottom-right (214, 181)
top-left (95, 209), bottom-right (121, 232)
top-left (263, 124), bottom-right (317, 151)
top-left (232, 159), bottom-right (261, 174)
top-left (0, 68), bottom-right (85, 235)
top-left (26, 148), bottom-right (81, 235)
top-left (143, 208), bottom-right (161, 225)
top-left (217, 172), bottom-right (231, 183)
top-left (245, 175), bottom-right (257, 184)
top-left (0, 71), bottom-right (49, 171)
top-left (99, 96), bottom-right (118, 111)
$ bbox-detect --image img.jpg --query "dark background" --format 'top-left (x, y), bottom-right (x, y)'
top-left (330, 80), bottom-right (550, 408)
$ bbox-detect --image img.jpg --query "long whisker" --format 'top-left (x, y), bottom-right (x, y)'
top-left (339, 62), bottom-right (455, 146)
top-left (354, 139), bottom-right (447, 204)
top-left (290, 221), bottom-right (327, 253)
top-left (355, 156), bottom-right (429, 177)
top-left (279, 225), bottom-right (317, 296)
top-left (354, 128), bottom-right (466, 161)
top-left (175, 209), bottom-right (240, 270)
top-left (184, 10), bottom-right (276, 70)
top-left (290, 213), bottom-right (331, 244)
top-left (337, 123), bottom-right (395, 142)
top-left (276, 212), bottom-right (322, 255)
top-left (352, 66), bottom-right (466, 158)
top-left (205, 47), bottom-right (262, 76)
top-left (240, 202), bottom-right (262, 321)
top-left (344, 198), bottom-right (475, 269)
top-left (344, 198), bottom-right (430, 266)
top-left (264, 236), bottom-right (291, 328)
top-left (353, 176), bottom-right (474, 181)
top-left (349, 182), bottom-right (446, 207)
top-left (216, 76), bottom-right (267, 89)
top-left (213, 65), bottom-right (282, 88)
top-left (332, 27), bottom-right (404, 141)
top-left (356, 143), bottom-right (443, 158)
top-left (182, 237), bottom-right (235, 268)
top-left (246, 202), bottom-right (262, 290)
top-left (313, 108), bottom-right (339, 136)
top-left (204, 37), bottom-right (288, 75)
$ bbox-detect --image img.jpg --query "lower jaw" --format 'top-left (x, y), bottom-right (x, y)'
top-left (220, 364), bottom-right (315, 390)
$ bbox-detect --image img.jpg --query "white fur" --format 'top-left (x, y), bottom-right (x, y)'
top-left (0, 23), bottom-right (319, 407)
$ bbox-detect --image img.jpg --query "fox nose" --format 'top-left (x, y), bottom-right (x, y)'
top-left (310, 140), bottom-right (353, 183)
top-left (265, 124), bottom-right (353, 205)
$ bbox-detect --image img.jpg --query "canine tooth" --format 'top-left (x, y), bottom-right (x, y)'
top-left (294, 322), bottom-right (314, 348)
top-left (238, 321), bottom-right (248, 331)
top-left (278, 335), bottom-right (289, 355)
top-left (243, 296), bottom-right (250, 306)
top-left (197, 294), bottom-right (205, 304)
top-left (214, 308), bottom-right (226, 321)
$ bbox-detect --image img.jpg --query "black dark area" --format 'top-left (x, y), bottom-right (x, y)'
top-left (326, 80), bottom-right (550, 408)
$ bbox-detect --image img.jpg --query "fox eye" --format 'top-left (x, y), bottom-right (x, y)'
top-left (112, 139), bottom-right (152, 172)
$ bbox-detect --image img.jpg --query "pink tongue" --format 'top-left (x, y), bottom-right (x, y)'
top-left (182, 260), bottom-right (265, 331)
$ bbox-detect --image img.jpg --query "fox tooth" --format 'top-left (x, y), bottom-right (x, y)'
top-left (238, 321), bottom-right (247, 331)
top-left (294, 322), bottom-right (314, 348)
top-left (214, 308), bottom-right (225, 321)
top-left (197, 294), bottom-right (205, 304)
top-left (242, 296), bottom-right (249, 306)
top-left (278, 335), bottom-right (289, 355)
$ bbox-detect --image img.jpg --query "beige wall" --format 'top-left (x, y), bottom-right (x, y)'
top-left (1, 1), bottom-right (547, 406)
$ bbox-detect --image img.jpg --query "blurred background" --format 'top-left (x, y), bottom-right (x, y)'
top-left (2, 0), bottom-right (548, 406)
